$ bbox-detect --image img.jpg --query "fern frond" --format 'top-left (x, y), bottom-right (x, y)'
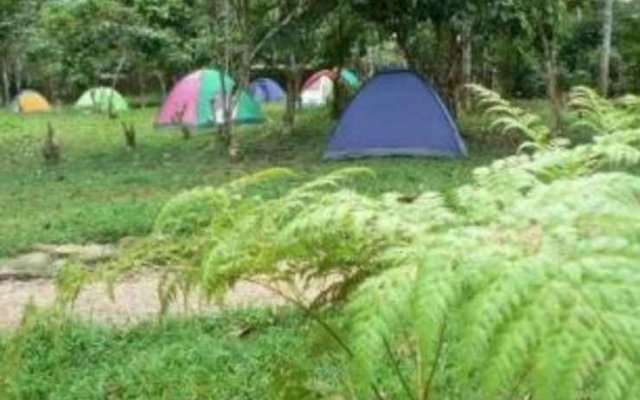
top-left (467, 84), bottom-right (551, 145)
top-left (346, 172), bottom-right (640, 399)
top-left (568, 87), bottom-right (640, 136)
top-left (616, 94), bottom-right (640, 111)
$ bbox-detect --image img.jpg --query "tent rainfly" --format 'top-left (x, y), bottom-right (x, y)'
top-left (324, 69), bottom-right (466, 160)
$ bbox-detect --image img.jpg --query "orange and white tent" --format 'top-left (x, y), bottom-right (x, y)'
top-left (11, 90), bottom-right (52, 113)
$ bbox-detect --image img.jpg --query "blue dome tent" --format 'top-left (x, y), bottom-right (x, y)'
top-left (324, 69), bottom-right (466, 160)
top-left (248, 78), bottom-right (286, 103)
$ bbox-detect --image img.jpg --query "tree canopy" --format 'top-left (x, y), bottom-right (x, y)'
top-left (0, 0), bottom-right (638, 105)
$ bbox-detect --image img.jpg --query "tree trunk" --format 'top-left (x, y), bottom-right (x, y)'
top-left (366, 46), bottom-right (375, 78)
top-left (155, 71), bottom-right (167, 98)
top-left (111, 55), bottom-right (127, 91)
top-left (15, 59), bottom-right (22, 93)
top-left (481, 47), bottom-right (490, 87)
top-left (460, 26), bottom-right (473, 111)
top-left (218, 69), bottom-right (233, 149)
top-left (331, 11), bottom-right (346, 120)
top-left (229, 59), bottom-right (250, 163)
top-left (48, 75), bottom-right (55, 104)
top-left (332, 71), bottom-right (346, 119)
top-left (219, 0), bottom-right (235, 157)
top-left (284, 54), bottom-right (300, 134)
top-left (442, 27), bottom-right (461, 116)
top-left (491, 67), bottom-right (499, 92)
top-left (138, 70), bottom-right (147, 108)
top-left (2, 64), bottom-right (10, 106)
top-left (600, 0), bottom-right (614, 97)
top-left (543, 37), bottom-right (563, 133)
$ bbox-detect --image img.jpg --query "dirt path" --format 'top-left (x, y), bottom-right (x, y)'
top-left (0, 274), bottom-right (289, 331)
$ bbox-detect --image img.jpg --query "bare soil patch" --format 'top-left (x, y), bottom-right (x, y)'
top-left (0, 273), bottom-right (289, 331)
top-left (0, 244), bottom-right (338, 331)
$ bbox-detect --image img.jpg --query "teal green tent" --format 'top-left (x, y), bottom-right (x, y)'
top-left (75, 87), bottom-right (129, 113)
top-left (340, 69), bottom-right (360, 88)
top-left (155, 69), bottom-right (264, 129)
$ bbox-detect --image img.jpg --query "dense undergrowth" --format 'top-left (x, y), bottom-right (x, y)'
top-left (2, 88), bottom-right (640, 399)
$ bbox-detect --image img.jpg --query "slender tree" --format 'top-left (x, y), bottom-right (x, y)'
top-left (213, 0), bottom-right (313, 160)
top-left (600, 0), bottom-right (614, 97)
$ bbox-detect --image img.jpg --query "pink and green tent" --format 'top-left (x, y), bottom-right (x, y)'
top-left (155, 69), bottom-right (264, 130)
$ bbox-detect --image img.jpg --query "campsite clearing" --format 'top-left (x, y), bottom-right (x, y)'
top-left (0, 106), bottom-right (505, 259)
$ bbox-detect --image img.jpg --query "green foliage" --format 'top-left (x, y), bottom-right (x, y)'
top-left (346, 169), bottom-right (640, 399)
top-left (111, 168), bottom-right (388, 308)
top-left (339, 87), bottom-right (640, 400)
top-left (467, 83), bottom-right (551, 145)
top-left (0, 311), bottom-right (340, 399)
top-left (3, 0), bottom-right (640, 106)
top-left (467, 85), bottom-right (640, 177)
top-left (568, 86), bottom-right (639, 135)
top-left (617, 94), bottom-right (640, 112)
top-left (614, 0), bottom-right (640, 93)
top-left (95, 85), bottom-right (640, 399)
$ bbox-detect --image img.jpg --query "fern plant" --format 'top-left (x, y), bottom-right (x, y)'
top-left (48, 85), bottom-right (640, 399)
top-left (617, 94), bottom-right (640, 114)
top-left (345, 172), bottom-right (640, 400)
top-left (567, 86), bottom-right (638, 135)
top-left (337, 91), bottom-right (640, 398)
top-left (466, 84), bottom-right (552, 146)
top-left (102, 167), bottom-right (403, 309)
top-left (195, 167), bottom-right (455, 305)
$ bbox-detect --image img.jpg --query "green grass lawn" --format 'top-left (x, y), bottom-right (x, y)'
top-left (0, 105), bottom-right (505, 258)
top-left (0, 310), bottom-right (343, 399)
